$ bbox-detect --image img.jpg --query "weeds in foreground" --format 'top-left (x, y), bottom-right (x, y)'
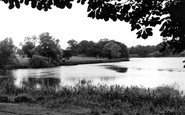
top-left (0, 79), bottom-right (185, 114)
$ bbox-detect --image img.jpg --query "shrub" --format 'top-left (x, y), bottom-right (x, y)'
top-left (30, 55), bottom-right (49, 68)
top-left (180, 50), bottom-right (185, 57)
top-left (0, 95), bottom-right (9, 102)
top-left (14, 94), bottom-right (34, 103)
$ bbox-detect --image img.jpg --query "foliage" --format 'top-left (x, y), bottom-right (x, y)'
top-left (95, 38), bottom-right (110, 57)
top-left (20, 32), bottom-right (63, 67)
top-left (36, 32), bottom-right (62, 62)
top-left (103, 41), bottom-right (121, 59)
top-left (78, 40), bottom-right (92, 55)
top-left (112, 40), bottom-right (129, 58)
top-left (180, 50), bottom-right (185, 57)
top-left (85, 0), bottom-right (185, 53)
top-left (148, 51), bottom-right (163, 57)
top-left (129, 45), bottom-right (157, 57)
top-left (21, 36), bottom-right (37, 58)
top-left (0, 79), bottom-right (185, 114)
top-left (1, 0), bottom-right (74, 11)
top-left (0, 38), bottom-right (16, 70)
top-left (16, 48), bottom-right (24, 56)
top-left (66, 38), bottom-right (129, 59)
top-left (66, 39), bottom-right (79, 56)
top-left (29, 55), bottom-right (49, 68)
top-left (2, 0), bottom-right (185, 53)
top-left (62, 50), bottom-right (72, 60)
top-left (129, 44), bottom-right (177, 57)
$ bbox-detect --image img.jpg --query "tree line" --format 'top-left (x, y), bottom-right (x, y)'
top-left (0, 32), bottom-right (64, 69)
top-left (129, 44), bottom-right (185, 57)
top-left (2, 0), bottom-right (185, 54)
top-left (66, 38), bottom-right (129, 59)
top-left (0, 32), bottom-right (129, 70)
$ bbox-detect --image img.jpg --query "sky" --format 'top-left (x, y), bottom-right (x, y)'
top-left (0, 2), bottom-right (163, 49)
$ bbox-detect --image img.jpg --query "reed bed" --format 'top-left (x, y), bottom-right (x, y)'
top-left (0, 79), bottom-right (185, 115)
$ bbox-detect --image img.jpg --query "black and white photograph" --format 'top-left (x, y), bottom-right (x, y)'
top-left (0, 0), bottom-right (185, 114)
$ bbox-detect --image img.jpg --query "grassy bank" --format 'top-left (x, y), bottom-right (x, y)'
top-left (0, 79), bottom-right (185, 115)
top-left (60, 56), bottom-right (129, 65)
top-left (11, 56), bottom-right (129, 69)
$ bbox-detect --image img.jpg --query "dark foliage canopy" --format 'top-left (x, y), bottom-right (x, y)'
top-left (2, 0), bottom-right (185, 52)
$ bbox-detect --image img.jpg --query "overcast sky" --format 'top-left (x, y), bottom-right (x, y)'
top-left (0, 2), bottom-right (163, 49)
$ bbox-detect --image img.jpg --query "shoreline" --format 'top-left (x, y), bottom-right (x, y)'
top-left (0, 81), bottom-right (184, 115)
top-left (0, 57), bottom-right (129, 70)
top-left (60, 58), bottom-right (129, 66)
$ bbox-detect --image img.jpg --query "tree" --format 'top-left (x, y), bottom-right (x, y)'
top-left (85, 0), bottom-right (185, 53)
top-left (103, 41), bottom-right (121, 59)
top-left (37, 32), bottom-right (62, 62)
top-left (62, 50), bottom-right (72, 60)
top-left (129, 45), bottom-right (156, 57)
top-left (3, 0), bottom-right (185, 53)
top-left (29, 55), bottom-right (49, 68)
top-left (21, 36), bottom-right (38, 58)
top-left (67, 39), bottom-right (79, 56)
top-left (95, 38), bottom-right (110, 58)
top-left (78, 40), bottom-right (91, 55)
top-left (16, 48), bottom-right (24, 57)
top-left (1, 0), bottom-right (74, 11)
top-left (113, 41), bottom-right (129, 58)
top-left (0, 38), bottom-right (16, 70)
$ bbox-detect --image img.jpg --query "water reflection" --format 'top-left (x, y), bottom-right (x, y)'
top-left (0, 71), bottom-right (13, 78)
top-left (1, 58), bottom-right (185, 91)
top-left (100, 76), bottom-right (115, 81)
top-left (22, 77), bottom-right (61, 89)
top-left (101, 65), bottom-right (128, 73)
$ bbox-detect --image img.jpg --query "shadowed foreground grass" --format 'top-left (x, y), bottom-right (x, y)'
top-left (0, 79), bottom-right (185, 115)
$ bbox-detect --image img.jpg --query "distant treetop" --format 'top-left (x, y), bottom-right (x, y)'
top-left (2, 0), bottom-right (185, 53)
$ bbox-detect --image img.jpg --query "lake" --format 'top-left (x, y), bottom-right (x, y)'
top-left (0, 57), bottom-right (185, 90)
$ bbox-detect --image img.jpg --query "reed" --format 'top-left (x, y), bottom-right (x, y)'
top-left (0, 79), bottom-right (185, 114)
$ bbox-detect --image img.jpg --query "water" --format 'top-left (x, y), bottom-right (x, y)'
top-left (0, 57), bottom-right (185, 90)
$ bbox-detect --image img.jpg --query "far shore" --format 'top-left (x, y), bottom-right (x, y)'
top-left (60, 56), bottom-right (129, 66)
top-left (0, 56), bottom-right (129, 71)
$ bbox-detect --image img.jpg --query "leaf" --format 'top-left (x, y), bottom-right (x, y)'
top-left (8, 3), bottom-right (14, 9)
top-left (66, 3), bottom-right (72, 9)
top-left (159, 22), bottom-right (167, 31)
top-left (37, 2), bottom-right (42, 10)
top-left (15, 0), bottom-right (20, 9)
top-left (136, 30), bottom-right (142, 38)
top-left (44, 5), bottom-right (48, 11)
top-left (31, 0), bottom-right (37, 8)
top-left (77, 0), bottom-right (87, 5)
top-left (104, 17), bottom-right (109, 21)
top-left (131, 24), bottom-right (141, 31)
top-left (142, 30), bottom-right (148, 39)
top-left (20, 0), bottom-right (24, 3)
top-left (88, 11), bottom-right (95, 19)
top-left (146, 28), bottom-right (153, 36)
top-left (25, 0), bottom-right (29, 5)
top-left (3, 0), bottom-right (8, 4)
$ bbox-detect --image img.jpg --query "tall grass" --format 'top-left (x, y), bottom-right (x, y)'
top-left (0, 79), bottom-right (185, 114)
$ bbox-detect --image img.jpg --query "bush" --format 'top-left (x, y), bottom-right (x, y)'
top-left (30, 55), bottom-right (49, 68)
top-left (0, 95), bottom-right (9, 102)
top-left (14, 94), bottom-right (34, 103)
top-left (180, 50), bottom-right (185, 57)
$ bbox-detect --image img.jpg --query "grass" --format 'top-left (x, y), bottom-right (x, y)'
top-left (0, 79), bottom-right (185, 114)
top-left (12, 55), bottom-right (129, 69)
top-left (62, 56), bottom-right (129, 65)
